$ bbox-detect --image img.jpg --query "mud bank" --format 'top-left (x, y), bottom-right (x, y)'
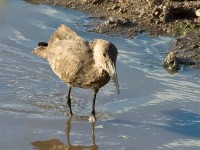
top-left (170, 30), bottom-right (200, 69)
top-left (25, 0), bottom-right (200, 68)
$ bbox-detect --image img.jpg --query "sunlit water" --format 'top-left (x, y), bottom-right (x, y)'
top-left (0, 0), bottom-right (200, 150)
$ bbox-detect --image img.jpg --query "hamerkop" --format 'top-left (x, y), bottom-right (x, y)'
top-left (33, 24), bottom-right (119, 122)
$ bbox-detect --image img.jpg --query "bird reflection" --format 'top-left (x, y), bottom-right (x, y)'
top-left (31, 117), bottom-right (98, 150)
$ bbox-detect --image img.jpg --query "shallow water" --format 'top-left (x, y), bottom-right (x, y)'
top-left (0, 0), bottom-right (200, 150)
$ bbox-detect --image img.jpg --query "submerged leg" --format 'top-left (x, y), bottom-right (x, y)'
top-left (89, 90), bottom-right (97, 122)
top-left (66, 87), bottom-right (73, 116)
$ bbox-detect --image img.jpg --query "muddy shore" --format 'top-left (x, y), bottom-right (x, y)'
top-left (1, 1), bottom-right (200, 149)
top-left (25, 0), bottom-right (200, 69)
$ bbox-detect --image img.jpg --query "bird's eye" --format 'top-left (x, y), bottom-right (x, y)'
top-left (103, 53), bottom-right (106, 57)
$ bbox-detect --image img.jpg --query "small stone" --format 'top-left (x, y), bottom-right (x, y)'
top-left (154, 11), bottom-right (159, 16)
top-left (117, 0), bottom-right (125, 3)
top-left (163, 5), bottom-right (167, 10)
top-left (112, 5), bottom-right (119, 10)
top-left (107, 7), bottom-right (111, 11)
top-left (118, 18), bottom-right (129, 25)
top-left (195, 9), bottom-right (200, 17)
top-left (81, 0), bottom-right (90, 4)
top-left (66, 1), bottom-right (73, 6)
top-left (81, 0), bottom-right (103, 4)
top-left (119, 7), bottom-right (127, 13)
top-left (191, 44), bottom-right (199, 49)
top-left (155, 20), bottom-right (160, 24)
top-left (104, 17), bottom-right (115, 25)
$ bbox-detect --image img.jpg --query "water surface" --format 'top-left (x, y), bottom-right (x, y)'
top-left (0, 0), bottom-right (200, 150)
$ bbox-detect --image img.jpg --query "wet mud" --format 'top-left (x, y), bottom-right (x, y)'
top-left (169, 30), bottom-right (200, 70)
top-left (25, 0), bottom-right (200, 69)
top-left (0, 1), bottom-right (200, 150)
top-left (25, 0), bottom-right (200, 36)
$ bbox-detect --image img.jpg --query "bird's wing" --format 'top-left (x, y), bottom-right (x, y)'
top-left (33, 24), bottom-right (79, 59)
top-left (48, 24), bottom-right (82, 46)
top-left (47, 38), bottom-right (93, 86)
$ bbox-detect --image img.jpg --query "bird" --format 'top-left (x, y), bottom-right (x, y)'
top-left (33, 24), bottom-right (119, 122)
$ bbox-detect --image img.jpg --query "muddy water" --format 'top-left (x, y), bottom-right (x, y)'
top-left (0, 0), bottom-right (200, 150)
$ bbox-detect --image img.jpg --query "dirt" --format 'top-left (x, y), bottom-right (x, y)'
top-left (171, 30), bottom-right (200, 69)
top-left (25, 0), bottom-right (200, 69)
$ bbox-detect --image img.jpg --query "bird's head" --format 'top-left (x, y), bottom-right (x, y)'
top-left (92, 39), bottom-right (119, 94)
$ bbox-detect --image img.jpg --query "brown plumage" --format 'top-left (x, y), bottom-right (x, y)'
top-left (33, 24), bottom-right (119, 121)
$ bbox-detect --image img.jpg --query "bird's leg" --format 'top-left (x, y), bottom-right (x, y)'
top-left (66, 87), bottom-right (73, 116)
top-left (91, 92), bottom-right (96, 117)
top-left (89, 90), bottom-right (98, 122)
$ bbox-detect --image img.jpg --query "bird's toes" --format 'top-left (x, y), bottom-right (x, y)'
top-left (89, 115), bottom-right (96, 122)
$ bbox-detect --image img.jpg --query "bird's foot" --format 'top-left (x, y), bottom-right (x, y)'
top-left (68, 111), bottom-right (73, 117)
top-left (89, 115), bottom-right (96, 122)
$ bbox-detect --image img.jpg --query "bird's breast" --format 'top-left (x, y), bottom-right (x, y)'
top-left (67, 67), bottom-right (110, 90)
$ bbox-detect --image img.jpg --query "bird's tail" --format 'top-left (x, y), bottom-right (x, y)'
top-left (32, 42), bottom-right (48, 59)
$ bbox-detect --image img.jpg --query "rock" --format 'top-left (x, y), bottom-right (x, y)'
top-left (117, 0), bottom-right (125, 3)
top-left (118, 18), bottom-right (129, 25)
top-left (104, 17), bottom-right (115, 25)
top-left (163, 52), bottom-right (178, 72)
top-left (104, 17), bottom-right (130, 26)
top-left (119, 7), bottom-right (127, 13)
top-left (196, 9), bottom-right (200, 17)
top-left (81, 0), bottom-right (104, 4)
top-left (81, 0), bottom-right (92, 4)
top-left (154, 11), bottom-right (159, 16)
top-left (30, 0), bottom-right (200, 58)
top-left (112, 5), bottom-right (119, 10)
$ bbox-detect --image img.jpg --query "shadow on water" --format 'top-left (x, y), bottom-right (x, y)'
top-left (163, 109), bottom-right (200, 138)
top-left (31, 117), bottom-right (98, 150)
top-left (112, 108), bottom-right (200, 138)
